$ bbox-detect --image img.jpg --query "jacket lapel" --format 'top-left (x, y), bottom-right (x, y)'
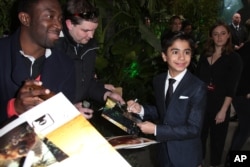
top-left (154, 73), bottom-right (168, 117)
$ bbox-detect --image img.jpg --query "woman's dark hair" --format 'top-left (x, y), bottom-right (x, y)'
top-left (203, 20), bottom-right (233, 57)
top-left (161, 32), bottom-right (195, 54)
top-left (64, 0), bottom-right (98, 25)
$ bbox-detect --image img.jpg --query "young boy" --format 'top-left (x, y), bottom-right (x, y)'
top-left (127, 33), bottom-right (207, 167)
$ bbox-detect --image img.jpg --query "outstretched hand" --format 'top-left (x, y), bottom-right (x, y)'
top-left (105, 91), bottom-right (125, 105)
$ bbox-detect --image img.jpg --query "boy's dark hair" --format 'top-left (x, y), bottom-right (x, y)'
top-left (161, 32), bottom-right (195, 54)
top-left (64, 0), bottom-right (98, 25)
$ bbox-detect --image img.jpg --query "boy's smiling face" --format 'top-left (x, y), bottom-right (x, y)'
top-left (162, 39), bottom-right (191, 77)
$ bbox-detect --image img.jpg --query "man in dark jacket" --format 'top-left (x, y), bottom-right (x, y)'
top-left (229, 13), bottom-right (248, 51)
top-left (0, 0), bottom-right (75, 125)
top-left (55, 0), bottom-right (124, 119)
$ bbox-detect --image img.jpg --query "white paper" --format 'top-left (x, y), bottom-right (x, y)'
top-left (19, 92), bottom-right (80, 136)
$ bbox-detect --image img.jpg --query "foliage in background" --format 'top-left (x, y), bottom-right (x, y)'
top-left (0, 0), bottom-right (224, 103)
top-left (0, 0), bottom-right (16, 36)
top-left (90, 0), bottom-right (222, 103)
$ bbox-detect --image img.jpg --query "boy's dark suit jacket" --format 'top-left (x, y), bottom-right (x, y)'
top-left (143, 71), bottom-right (206, 167)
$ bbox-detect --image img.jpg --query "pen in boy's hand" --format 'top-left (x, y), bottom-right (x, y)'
top-left (127, 98), bottom-right (138, 112)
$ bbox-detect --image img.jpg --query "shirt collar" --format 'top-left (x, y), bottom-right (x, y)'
top-left (20, 48), bottom-right (51, 61)
top-left (232, 23), bottom-right (239, 29)
top-left (165, 69), bottom-right (187, 93)
top-left (167, 69), bottom-right (187, 83)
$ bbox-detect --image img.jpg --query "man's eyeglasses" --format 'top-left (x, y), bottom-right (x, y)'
top-left (73, 10), bottom-right (99, 20)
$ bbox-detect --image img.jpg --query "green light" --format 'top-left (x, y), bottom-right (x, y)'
top-left (124, 61), bottom-right (139, 78)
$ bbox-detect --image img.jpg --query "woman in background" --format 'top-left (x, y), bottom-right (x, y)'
top-left (196, 21), bottom-right (242, 167)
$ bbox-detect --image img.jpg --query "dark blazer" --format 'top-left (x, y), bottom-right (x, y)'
top-left (54, 23), bottom-right (107, 104)
top-left (0, 29), bottom-right (75, 124)
top-left (229, 24), bottom-right (247, 47)
top-left (143, 71), bottom-right (207, 167)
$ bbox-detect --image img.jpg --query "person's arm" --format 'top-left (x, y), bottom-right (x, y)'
top-left (220, 97), bottom-right (232, 113)
top-left (127, 100), bottom-right (144, 118)
top-left (74, 102), bottom-right (94, 120)
top-left (127, 100), bottom-right (158, 135)
top-left (215, 53), bottom-right (243, 123)
top-left (104, 84), bottom-right (116, 91)
top-left (215, 96), bottom-right (232, 124)
top-left (104, 91), bottom-right (125, 104)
